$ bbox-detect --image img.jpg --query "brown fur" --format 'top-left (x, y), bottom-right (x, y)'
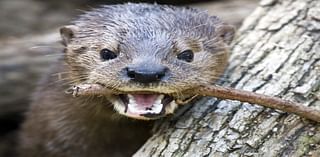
top-left (19, 3), bottom-right (234, 157)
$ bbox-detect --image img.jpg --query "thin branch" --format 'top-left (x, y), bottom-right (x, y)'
top-left (67, 83), bottom-right (320, 123)
top-left (65, 84), bottom-right (107, 97)
top-left (196, 85), bottom-right (320, 123)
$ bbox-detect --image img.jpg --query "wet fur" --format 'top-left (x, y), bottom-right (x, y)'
top-left (19, 3), bottom-right (234, 157)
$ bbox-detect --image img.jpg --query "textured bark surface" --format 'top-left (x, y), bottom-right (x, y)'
top-left (135, 0), bottom-right (320, 156)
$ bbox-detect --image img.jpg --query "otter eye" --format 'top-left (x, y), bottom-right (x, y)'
top-left (177, 50), bottom-right (194, 62)
top-left (100, 48), bottom-right (117, 61)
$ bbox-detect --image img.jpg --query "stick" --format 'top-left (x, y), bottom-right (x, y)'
top-left (196, 85), bottom-right (320, 123)
top-left (67, 83), bottom-right (320, 123)
top-left (65, 84), bottom-right (107, 97)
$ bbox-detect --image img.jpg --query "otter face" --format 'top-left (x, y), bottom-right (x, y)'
top-left (60, 4), bottom-right (234, 120)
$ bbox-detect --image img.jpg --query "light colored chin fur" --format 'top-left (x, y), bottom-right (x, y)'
top-left (111, 97), bottom-right (178, 120)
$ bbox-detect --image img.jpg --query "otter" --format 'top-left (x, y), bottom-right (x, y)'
top-left (19, 3), bottom-right (234, 157)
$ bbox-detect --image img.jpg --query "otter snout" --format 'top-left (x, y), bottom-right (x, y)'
top-left (124, 63), bottom-right (169, 84)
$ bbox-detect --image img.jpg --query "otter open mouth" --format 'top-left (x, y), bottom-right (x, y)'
top-left (65, 83), bottom-right (199, 120)
top-left (118, 93), bottom-right (174, 118)
top-left (65, 83), bottom-right (187, 119)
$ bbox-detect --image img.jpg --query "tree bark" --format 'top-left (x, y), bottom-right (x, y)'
top-left (135, 0), bottom-right (320, 156)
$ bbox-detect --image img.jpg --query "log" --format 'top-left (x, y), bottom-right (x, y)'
top-left (135, 0), bottom-right (320, 156)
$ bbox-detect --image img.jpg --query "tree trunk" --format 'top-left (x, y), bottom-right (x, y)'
top-left (135, 0), bottom-right (320, 156)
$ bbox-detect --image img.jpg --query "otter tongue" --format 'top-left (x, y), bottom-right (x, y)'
top-left (127, 94), bottom-right (164, 115)
top-left (132, 94), bottom-right (158, 106)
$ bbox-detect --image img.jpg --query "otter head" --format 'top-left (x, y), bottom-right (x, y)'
top-left (60, 4), bottom-right (234, 120)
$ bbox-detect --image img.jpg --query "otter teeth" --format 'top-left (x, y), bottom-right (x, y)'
top-left (128, 103), bottom-right (163, 115)
top-left (127, 94), bottom-right (164, 115)
top-left (128, 94), bottom-right (136, 104)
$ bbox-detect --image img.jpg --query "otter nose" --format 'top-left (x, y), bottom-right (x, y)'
top-left (125, 65), bottom-right (168, 84)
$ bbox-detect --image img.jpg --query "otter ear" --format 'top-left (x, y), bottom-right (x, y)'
top-left (60, 25), bottom-right (79, 45)
top-left (216, 24), bottom-right (235, 44)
